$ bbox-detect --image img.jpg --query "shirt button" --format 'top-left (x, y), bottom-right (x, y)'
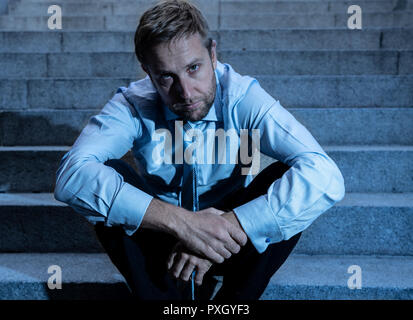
top-left (265, 238), bottom-right (271, 243)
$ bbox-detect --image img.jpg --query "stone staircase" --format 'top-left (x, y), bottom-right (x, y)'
top-left (0, 0), bottom-right (412, 300)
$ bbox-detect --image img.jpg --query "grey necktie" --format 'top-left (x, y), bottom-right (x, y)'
top-left (181, 121), bottom-right (199, 212)
top-left (181, 120), bottom-right (200, 300)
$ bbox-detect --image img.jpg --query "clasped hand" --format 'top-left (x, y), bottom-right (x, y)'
top-left (168, 208), bottom-right (247, 285)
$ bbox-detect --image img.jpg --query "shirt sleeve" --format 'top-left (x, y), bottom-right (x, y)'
top-left (232, 80), bottom-right (346, 253)
top-left (54, 93), bottom-right (154, 236)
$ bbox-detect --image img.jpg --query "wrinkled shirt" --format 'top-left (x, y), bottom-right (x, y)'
top-left (54, 61), bottom-right (345, 253)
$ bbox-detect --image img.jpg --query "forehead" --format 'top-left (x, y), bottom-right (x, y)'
top-left (147, 33), bottom-right (207, 72)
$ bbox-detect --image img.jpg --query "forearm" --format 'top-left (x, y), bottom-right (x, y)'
top-left (234, 153), bottom-right (345, 253)
top-left (140, 198), bottom-right (190, 238)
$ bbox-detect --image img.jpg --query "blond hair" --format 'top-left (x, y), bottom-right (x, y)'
top-left (134, 0), bottom-right (212, 64)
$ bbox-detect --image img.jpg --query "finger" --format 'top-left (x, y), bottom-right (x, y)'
top-left (194, 261), bottom-right (212, 286)
top-left (217, 245), bottom-right (232, 259)
top-left (228, 225), bottom-right (248, 246)
top-left (198, 242), bottom-right (225, 264)
top-left (207, 250), bottom-right (225, 264)
top-left (194, 270), bottom-right (206, 286)
top-left (180, 260), bottom-right (195, 282)
top-left (209, 239), bottom-right (232, 260)
top-left (170, 254), bottom-right (187, 278)
top-left (167, 251), bottom-right (177, 270)
top-left (214, 231), bottom-right (241, 255)
top-left (224, 241), bottom-right (241, 255)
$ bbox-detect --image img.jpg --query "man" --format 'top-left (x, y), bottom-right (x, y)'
top-left (54, 0), bottom-right (345, 300)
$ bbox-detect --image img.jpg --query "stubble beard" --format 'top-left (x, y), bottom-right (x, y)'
top-left (175, 73), bottom-right (216, 122)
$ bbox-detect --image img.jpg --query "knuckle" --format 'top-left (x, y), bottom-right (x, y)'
top-left (218, 227), bottom-right (229, 239)
top-left (217, 231), bottom-right (226, 241)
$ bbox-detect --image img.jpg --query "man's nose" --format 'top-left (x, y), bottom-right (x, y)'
top-left (175, 77), bottom-right (192, 101)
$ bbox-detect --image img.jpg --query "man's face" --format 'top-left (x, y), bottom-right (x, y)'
top-left (142, 33), bottom-right (217, 122)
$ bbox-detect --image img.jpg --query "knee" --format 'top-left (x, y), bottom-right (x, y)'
top-left (104, 158), bottom-right (123, 169)
top-left (249, 161), bottom-right (291, 192)
top-left (104, 159), bottom-right (137, 183)
top-left (104, 159), bottom-right (132, 176)
top-left (263, 161), bottom-right (290, 179)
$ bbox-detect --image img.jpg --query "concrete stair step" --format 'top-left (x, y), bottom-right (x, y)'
top-left (255, 74), bottom-right (413, 108)
top-left (218, 29), bottom-right (413, 50)
top-left (261, 254), bottom-right (413, 299)
top-left (0, 146), bottom-right (136, 193)
top-left (222, 0), bottom-right (413, 14)
top-left (292, 192), bottom-right (413, 255)
top-left (291, 108), bottom-right (413, 145)
top-left (2, 50), bottom-right (412, 78)
top-left (0, 253), bottom-right (131, 299)
top-left (0, 109), bottom-right (95, 146)
top-left (0, 15), bottom-right (106, 31)
top-left (0, 145), bottom-right (412, 192)
top-left (6, 0), bottom-right (413, 16)
top-left (0, 193), bottom-right (104, 253)
top-left (1, 108), bottom-right (413, 146)
top-left (1, 29), bottom-right (412, 53)
top-left (0, 192), bottom-right (412, 255)
top-left (220, 50), bottom-right (413, 75)
top-left (0, 52), bottom-right (145, 78)
top-left (0, 13), bottom-right (212, 31)
top-left (260, 146), bottom-right (413, 193)
top-left (1, 12), bottom-right (413, 31)
top-left (0, 78), bottom-right (129, 110)
top-left (221, 12), bottom-right (413, 29)
top-left (1, 75), bottom-right (412, 110)
top-left (1, 252), bottom-right (411, 299)
top-left (6, 0), bottom-right (218, 16)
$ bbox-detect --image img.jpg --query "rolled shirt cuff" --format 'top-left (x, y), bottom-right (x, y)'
top-left (106, 182), bottom-right (153, 236)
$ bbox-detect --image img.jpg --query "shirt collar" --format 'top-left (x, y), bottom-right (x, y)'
top-left (163, 70), bottom-right (222, 122)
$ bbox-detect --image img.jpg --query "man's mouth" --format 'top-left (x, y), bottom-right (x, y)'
top-left (180, 101), bottom-right (202, 111)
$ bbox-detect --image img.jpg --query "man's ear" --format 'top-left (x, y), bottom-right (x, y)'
top-left (210, 40), bottom-right (217, 70)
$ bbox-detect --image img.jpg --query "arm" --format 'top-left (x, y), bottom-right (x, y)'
top-left (55, 93), bottom-right (246, 263)
top-left (166, 80), bottom-right (345, 280)
top-left (233, 80), bottom-right (345, 253)
top-left (54, 94), bottom-right (153, 235)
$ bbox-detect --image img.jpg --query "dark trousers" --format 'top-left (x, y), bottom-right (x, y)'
top-left (95, 159), bottom-right (301, 300)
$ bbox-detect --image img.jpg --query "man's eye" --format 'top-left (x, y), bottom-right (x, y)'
top-left (189, 65), bottom-right (199, 73)
top-left (161, 74), bottom-right (172, 80)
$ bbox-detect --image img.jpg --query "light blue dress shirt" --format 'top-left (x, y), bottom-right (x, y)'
top-left (54, 61), bottom-right (345, 253)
